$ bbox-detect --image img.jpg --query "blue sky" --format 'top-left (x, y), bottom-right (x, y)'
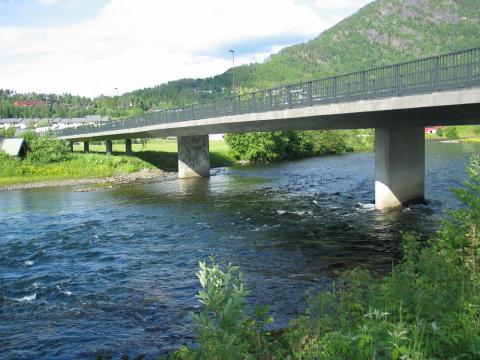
top-left (0, 0), bottom-right (371, 96)
top-left (0, 0), bottom-right (110, 26)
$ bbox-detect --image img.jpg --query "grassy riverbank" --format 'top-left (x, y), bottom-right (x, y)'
top-left (426, 125), bottom-right (480, 142)
top-left (72, 139), bottom-right (236, 170)
top-left (0, 139), bottom-right (235, 186)
top-left (0, 153), bottom-right (154, 186)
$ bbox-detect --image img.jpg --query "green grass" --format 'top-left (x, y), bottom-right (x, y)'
top-left (427, 125), bottom-right (480, 141)
top-left (0, 153), bottom-right (154, 186)
top-left (0, 139), bottom-right (236, 186)
top-left (73, 139), bottom-right (236, 171)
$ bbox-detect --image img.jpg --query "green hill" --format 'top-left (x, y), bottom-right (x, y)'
top-left (1, 0), bottom-right (479, 117)
top-left (124, 0), bottom-right (480, 109)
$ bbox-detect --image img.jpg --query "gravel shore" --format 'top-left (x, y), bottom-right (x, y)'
top-left (0, 169), bottom-right (176, 192)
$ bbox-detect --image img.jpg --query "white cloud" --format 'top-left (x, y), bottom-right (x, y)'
top-left (0, 0), bottom-right (364, 97)
top-left (36, 0), bottom-right (63, 6)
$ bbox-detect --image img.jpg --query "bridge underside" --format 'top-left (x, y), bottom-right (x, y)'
top-left (61, 88), bottom-right (480, 210)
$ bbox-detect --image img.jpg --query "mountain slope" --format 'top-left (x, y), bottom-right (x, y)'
top-left (125, 0), bottom-right (480, 109)
top-left (1, 0), bottom-right (479, 117)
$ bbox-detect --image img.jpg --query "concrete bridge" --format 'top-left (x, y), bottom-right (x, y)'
top-left (57, 47), bottom-right (480, 210)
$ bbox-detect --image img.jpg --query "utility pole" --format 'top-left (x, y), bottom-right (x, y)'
top-left (229, 49), bottom-right (235, 95)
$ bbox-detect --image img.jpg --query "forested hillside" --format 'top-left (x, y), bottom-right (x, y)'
top-left (1, 0), bottom-right (479, 118)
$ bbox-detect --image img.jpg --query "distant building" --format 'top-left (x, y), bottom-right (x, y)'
top-left (13, 100), bottom-right (44, 107)
top-left (0, 138), bottom-right (29, 158)
top-left (425, 126), bottom-right (442, 134)
top-left (0, 118), bottom-right (23, 129)
top-left (56, 116), bottom-right (110, 129)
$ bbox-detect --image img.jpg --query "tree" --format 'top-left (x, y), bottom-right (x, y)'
top-left (445, 127), bottom-right (459, 140)
top-left (4, 127), bottom-right (16, 138)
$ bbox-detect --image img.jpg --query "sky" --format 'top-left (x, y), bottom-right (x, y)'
top-left (0, 0), bottom-right (371, 98)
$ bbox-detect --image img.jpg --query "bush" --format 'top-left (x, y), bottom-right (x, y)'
top-left (26, 130), bottom-right (71, 163)
top-left (0, 126), bottom-right (16, 138)
top-left (436, 127), bottom-right (444, 137)
top-left (225, 130), bottom-right (359, 163)
top-left (445, 127), bottom-right (459, 140)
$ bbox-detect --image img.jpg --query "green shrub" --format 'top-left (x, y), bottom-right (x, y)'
top-left (26, 130), bottom-right (71, 163)
top-left (224, 130), bottom-right (361, 163)
top-left (172, 257), bottom-right (273, 360)
top-left (436, 127), bottom-right (444, 137)
top-left (0, 126), bottom-right (16, 138)
top-left (445, 127), bottom-right (459, 140)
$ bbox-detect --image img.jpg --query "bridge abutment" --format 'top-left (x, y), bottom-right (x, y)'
top-left (178, 135), bottom-right (210, 179)
top-left (106, 140), bottom-right (113, 155)
top-left (125, 139), bottom-right (132, 155)
top-left (84, 141), bottom-right (89, 153)
top-left (375, 127), bottom-right (425, 210)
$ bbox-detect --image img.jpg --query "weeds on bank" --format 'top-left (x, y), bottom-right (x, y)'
top-left (168, 155), bottom-right (480, 359)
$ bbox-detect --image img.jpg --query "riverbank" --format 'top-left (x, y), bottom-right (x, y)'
top-left (0, 139), bottom-right (235, 188)
top-left (0, 168), bottom-right (176, 192)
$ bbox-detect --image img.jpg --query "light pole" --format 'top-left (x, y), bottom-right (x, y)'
top-left (452, 2), bottom-right (458, 52)
top-left (229, 49), bottom-right (235, 95)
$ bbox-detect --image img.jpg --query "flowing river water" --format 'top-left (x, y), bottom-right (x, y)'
top-left (1, 141), bottom-right (479, 359)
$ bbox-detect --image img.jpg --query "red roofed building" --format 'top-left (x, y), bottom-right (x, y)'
top-left (13, 100), bottom-right (44, 107)
top-left (425, 126), bottom-right (442, 134)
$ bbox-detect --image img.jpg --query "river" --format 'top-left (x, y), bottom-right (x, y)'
top-left (1, 141), bottom-right (479, 359)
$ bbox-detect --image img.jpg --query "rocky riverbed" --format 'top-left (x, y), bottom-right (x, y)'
top-left (0, 168), bottom-right (176, 192)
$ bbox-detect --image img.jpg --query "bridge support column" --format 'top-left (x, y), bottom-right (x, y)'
top-left (178, 135), bottom-right (210, 178)
top-left (69, 142), bottom-right (74, 152)
top-left (83, 141), bottom-right (89, 153)
top-left (106, 140), bottom-right (113, 155)
top-left (125, 139), bottom-right (132, 156)
top-left (375, 127), bottom-right (425, 210)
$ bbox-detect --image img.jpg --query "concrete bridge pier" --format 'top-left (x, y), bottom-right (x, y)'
top-left (69, 142), bottom-right (74, 152)
top-left (106, 140), bottom-right (113, 155)
top-left (84, 141), bottom-right (89, 153)
top-left (375, 127), bottom-right (425, 210)
top-left (178, 135), bottom-right (210, 179)
top-left (125, 139), bottom-right (132, 156)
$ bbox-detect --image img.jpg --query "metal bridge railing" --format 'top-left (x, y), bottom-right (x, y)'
top-left (56, 47), bottom-right (480, 138)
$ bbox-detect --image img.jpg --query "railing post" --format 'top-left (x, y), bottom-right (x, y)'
top-left (361, 71), bottom-right (367, 100)
top-left (467, 63), bottom-right (473, 87)
top-left (237, 95), bottom-right (241, 114)
top-left (434, 56), bottom-right (440, 92)
top-left (395, 64), bottom-right (400, 96)
top-left (269, 89), bottom-right (273, 110)
top-left (307, 81), bottom-right (313, 106)
top-left (333, 77), bottom-right (337, 103)
top-left (287, 86), bottom-right (292, 108)
top-left (252, 92), bottom-right (256, 112)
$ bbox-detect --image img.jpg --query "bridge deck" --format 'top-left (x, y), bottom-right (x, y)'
top-left (57, 47), bottom-right (480, 141)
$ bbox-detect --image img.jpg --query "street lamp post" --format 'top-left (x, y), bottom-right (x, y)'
top-left (229, 49), bottom-right (235, 95)
top-left (115, 87), bottom-right (119, 111)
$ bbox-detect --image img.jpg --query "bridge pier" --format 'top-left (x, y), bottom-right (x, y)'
top-left (69, 142), bottom-right (74, 152)
top-left (375, 127), bottom-right (425, 210)
top-left (106, 140), bottom-right (113, 155)
top-left (178, 135), bottom-right (210, 178)
top-left (83, 141), bottom-right (89, 153)
top-left (125, 139), bottom-right (132, 156)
